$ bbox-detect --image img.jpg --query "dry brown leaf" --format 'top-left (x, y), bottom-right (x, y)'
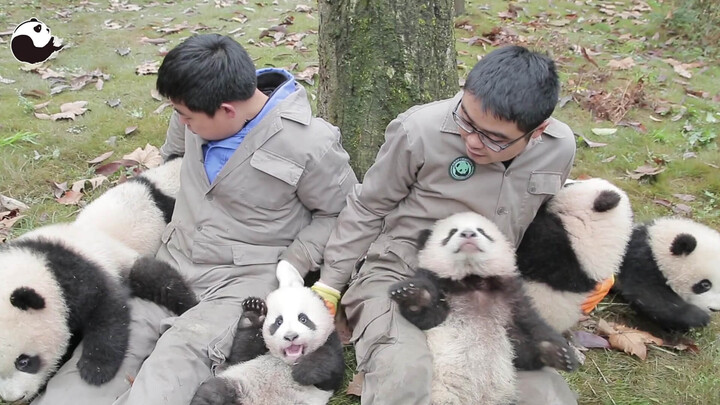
top-left (596, 319), bottom-right (663, 360)
top-left (139, 37), bottom-right (169, 45)
top-left (346, 372), bottom-right (364, 397)
top-left (56, 190), bottom-right (83, 205)
top-left (151, 89), bottom-right (163, 101)
top-left (123, 144), bottom-right (163, 168)
top-left (125, 126), bottom-right (138, 135)
top-left (295, 4), bottom-right (312, 12)
top-left (673, 204), bottom-right (692, 216)
top-left (34, 101), bottom-right (51, 110)
top-left (294, 66), bottom-right (319, 85)
top-left (49, 181), bottom-right (68, 199)
top-left (608, 57), bottom-right (635, 70)
top-left (626, 164), bottom-right (665, 180)
top-left (575, 132), bottom-right (607, 148)
top-left (136, 61), bottom-right (161, 75)
top-left (601, 155), bottom-right (616, 163)
top-left (673, 194), bottom-right (696, 202)
top-left (581, 47), bottom-right (599, 67)
top-left (87, 151), bottom-right (114, 165)
top-left (154, 102), bottom-right (172, 114)
top-left (61, 101), bottom-right (88, 115)
top-left (96, 78), bottom-right (104, 91)
top-left (0, 195), bottom-right (29, 212)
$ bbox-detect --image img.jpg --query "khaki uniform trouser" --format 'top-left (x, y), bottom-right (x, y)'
top-left (342, 244), bottom-right (578, 405)
top-left (32, 246), bottom-right (278, 405)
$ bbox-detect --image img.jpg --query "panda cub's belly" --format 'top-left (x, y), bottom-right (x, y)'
top-left (219, 355), bottom-right (331, 405)
top-left (424, 291), bottom-right (517, 404)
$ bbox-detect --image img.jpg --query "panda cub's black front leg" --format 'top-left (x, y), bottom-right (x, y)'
top-left (510, 287), bottom-right (578, 372)
top-left (389, 269), bottom-right (449, 330)
top-left (226, 297), bottom-right (268, 365)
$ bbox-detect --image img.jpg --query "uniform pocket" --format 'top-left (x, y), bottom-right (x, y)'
top-left (527, 171), bottom-right (562, 195)
top-left (232, 243), bottom-right (286, 266)
top-left (240, 149), bottom-right (304, 210)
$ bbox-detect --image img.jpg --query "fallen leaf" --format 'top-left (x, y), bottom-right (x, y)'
top-left (596, 319), bottom-right (663, 360)
top-left (49, 181), bottom-right (68, 199)
top-left (56, 190), bottom-right (83, 205)
top-left (673, 194), bottom-right (696, 202)
top-left (123, 144), bottom-right (163, 168)
top-left (151, 89), bottom-right (163, 101)
top-left (626, 164), bottom-right (665, 180)
top-left (682, 152), bottom-right (697, 160)
top-left (575, 132), bottom-right (607, 148)
top-left (548, 19), bottom-right (570, 27)
top-left (116, 48), bottom-right (131, 56)
top-left (139, 37), bottom-right (169, 45)
top-left (34, 101), bottom-right (51, 110)
top-left (295, 4), bottom-right (312, 12)
top-left (572, 330), bottom-right (610, 349)
top-left (87, 151), bottom-right (114, 165)
top-left (653, 199), bottom-right (673, 208)
top-left (96, 78), bottom-right (104, 91)
top-left (136, 61), bottom-right (161, 75)
top-left (154, 102), bottom-right (172, 114)
top-left (61, 101), bottom-right (88, 116)
top-left (346, 372), bottom-right (364, 397)
top-left (580, 47), bottom-right (599, 67)
top-left (125, 126), bottom-right (138, 135)
top-left (608, 57), bottom-right (635, 70)
top-left (673, 64), bottom-right (692, 79)
top-left (0, 195), bottom-right (29, 212)
top-left (601, 155), bottom-right (617, 163)
top-left (107, 99), bottom-right (122, 108)
top-left (294, 66), bottom-right (319, 85)
top-left (591, 128), bottom-right (618, 136)
top-left (673, 204), bottom-right (692, 216)
top-left (0, 75), bottom-right (16, 84)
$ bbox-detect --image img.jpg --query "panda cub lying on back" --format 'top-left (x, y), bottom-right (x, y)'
top-left (615, 217), bottom-right (720, 331)
top-left (389, 212), bottom-right (578, 404)
top-left (191, 266), bottom-right (344, 405)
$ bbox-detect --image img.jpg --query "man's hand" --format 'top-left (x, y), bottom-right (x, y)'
top-left (581, 275), bottom-right (615, 314)
top-left (311, 281), bottom-right (341, 316)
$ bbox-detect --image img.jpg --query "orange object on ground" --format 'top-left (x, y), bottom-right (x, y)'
top-left (582, 275), bottom-right (615, 314)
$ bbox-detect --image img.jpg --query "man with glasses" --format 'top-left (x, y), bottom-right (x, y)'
top-left (314, 45), bottom-right (578, 404)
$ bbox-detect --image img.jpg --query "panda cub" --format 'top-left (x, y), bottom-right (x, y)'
top-left (191, 265), bottom-right (344, 405)
top-left (75, 156), bottom-right (182, 256)
top-left (0, 223), bottom-right (196, 403)
top-left (389, 212), bottom-right (577, 405)
top-left (11, 18), bottom-right (63, 64)
top-left (615, 217), bottom-right (720, 331)
top-left (516, 178), bottom-right (633, 332)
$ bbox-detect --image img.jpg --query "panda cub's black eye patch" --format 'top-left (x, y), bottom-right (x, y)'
top-left (298, 313), bottom-right (316, 330)
top-left (15, 354), bottom-right (42, 374)
top-left (268, 315), bottom-right (283, 335)
top-left (441, 228), bottom-right (458, 246)
top-left (692, 279), bottom-right (712, 295)
top-left (475, 227), bottom-right (494, 242)
top-left (34, 24), bottom-right (42, 33)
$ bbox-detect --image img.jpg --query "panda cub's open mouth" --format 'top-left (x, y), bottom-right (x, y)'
top-left (284, 344), bottom-right (305, 361)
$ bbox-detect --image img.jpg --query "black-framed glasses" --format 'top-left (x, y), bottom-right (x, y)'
top-left (452, 100), bottom-right (537, 152)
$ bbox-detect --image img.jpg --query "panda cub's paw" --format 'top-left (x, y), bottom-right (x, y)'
top-left (76, 356), bottom-right (119, 385)
top-left (240, 297), bottom-right (267, 328)
top-left (537, 340), bottom-right (579, 372)
top-left (190, 377), bottom-right (239, 405)
top-left (389, 280), bottom-right (433, 313)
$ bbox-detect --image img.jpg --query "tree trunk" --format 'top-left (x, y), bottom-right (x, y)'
top-left (318, 0), bottom-right (458, 179)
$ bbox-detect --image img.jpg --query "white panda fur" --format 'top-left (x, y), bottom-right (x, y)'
top-left (615, 217), bottom-right (720, 330)
top-left (516, 178), bottom-right (633, 332)
top-left (12, 18), bottom-right (52, 48)
top-left (191, 265), bottom-right (344, 405)
top-left (0, 223), bottom-right (136, 402)
top-left (74, 157), bottom-right (182, 256)
top-left (389, 212), bottom-right (578, 405)
top-left (0, 210), bottom-right (196, 402)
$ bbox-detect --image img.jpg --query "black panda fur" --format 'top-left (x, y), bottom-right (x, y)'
top-left (516, 178), bottom-right (633, 333)
top-left (388, 212), bottom-right (578, 404)
top-left (615, 218), bottom-right (720, 331)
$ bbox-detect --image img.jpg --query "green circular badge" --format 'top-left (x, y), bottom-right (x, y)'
top-left (449, 156), bottom-right (475, 181)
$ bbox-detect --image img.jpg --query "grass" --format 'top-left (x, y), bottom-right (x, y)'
top-left (1, 0), bottom-right (719, 404)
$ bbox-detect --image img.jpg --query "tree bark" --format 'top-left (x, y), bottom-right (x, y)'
top-left (318, 0), bottom-right (458, 179)
top-left (454, 0), bottom-right (465, 16)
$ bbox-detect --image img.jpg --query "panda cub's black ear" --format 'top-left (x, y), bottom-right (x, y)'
top-left (416, 229), bottom-right (433, 250)
top-left (670, 233), bottom-right (697, 256)
top-left (593, 190), bottom-right (621, 212)
top-left (10, 287), bottom-right (46, 310)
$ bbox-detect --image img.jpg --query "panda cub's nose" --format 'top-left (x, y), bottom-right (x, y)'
top-left (460, 230), bottom-right (477, 239)
top-left (284, 332), bottom-right (299, 342)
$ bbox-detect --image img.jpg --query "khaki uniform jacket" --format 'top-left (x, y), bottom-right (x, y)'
top-left (159, 87), bottom-right (357, 276)
top-left (321, 91), bottom-right (576, 291)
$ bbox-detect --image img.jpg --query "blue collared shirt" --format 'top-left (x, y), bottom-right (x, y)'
top-left (203, 68), bottom-right (298, 183)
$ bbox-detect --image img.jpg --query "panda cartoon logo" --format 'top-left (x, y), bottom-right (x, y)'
top-left (11, 18), bottom-right (63, 64)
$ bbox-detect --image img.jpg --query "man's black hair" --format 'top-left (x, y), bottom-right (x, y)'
top-left (464, 45), bottom-right (560, 133)
top-left (156, 34), bottom-right (257, 116)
